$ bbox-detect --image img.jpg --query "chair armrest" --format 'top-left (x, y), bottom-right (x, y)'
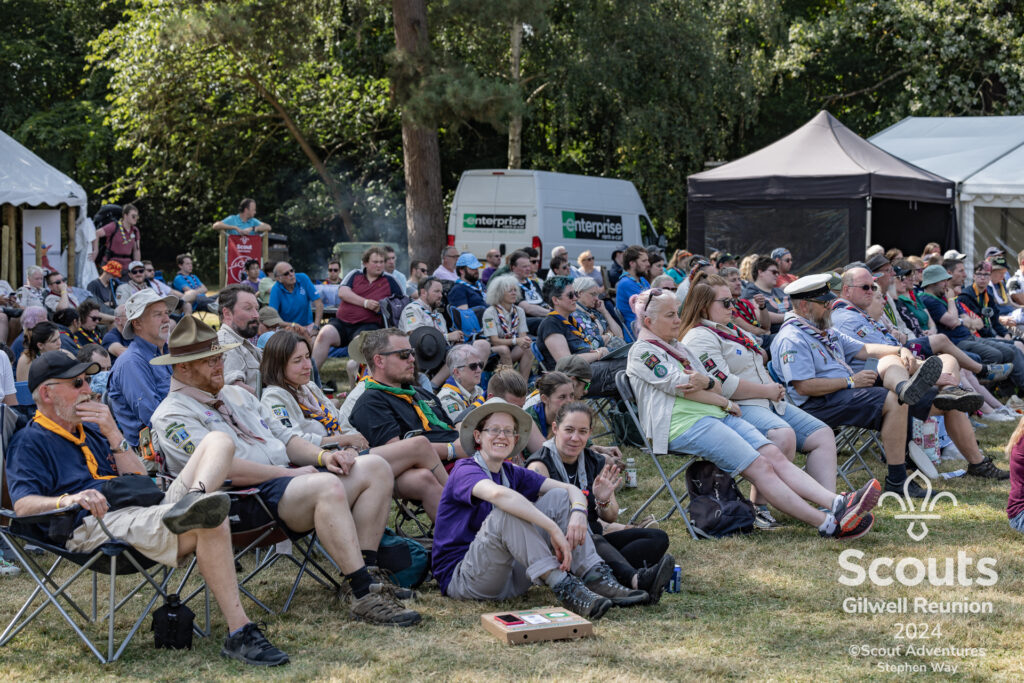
top-left (0, 503), bottom-right (83, 524)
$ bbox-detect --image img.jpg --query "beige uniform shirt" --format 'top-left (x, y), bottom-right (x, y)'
top-left (218, 324), bottom-right (262, 388)
top-left (399, 300), bottom-right (447, 334)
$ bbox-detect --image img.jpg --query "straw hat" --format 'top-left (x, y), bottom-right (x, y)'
top-left (150, 315), bottom-right (240, 366)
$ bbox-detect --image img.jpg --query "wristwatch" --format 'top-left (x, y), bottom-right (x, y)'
top-left (114, 438), bottom-right (129, 453)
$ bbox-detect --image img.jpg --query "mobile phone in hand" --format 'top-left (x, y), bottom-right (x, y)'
top-left (863, 358), bottom-right (879, 373)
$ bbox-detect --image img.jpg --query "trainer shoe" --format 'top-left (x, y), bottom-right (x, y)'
top-left (979, 363), bottom-right (1013, 383)
top-left (220, 622), bottom-right (290, 666)
top-left (933, 386), bottom-right (984, 414)
top-left (896, 356), bottom-right (942, 406)
top-left (368, 566), bottom-right (418, 601)
top-left (884, 476), bottom-right (927, 499)
top-left (753, 506), bottom-right (783, 530)
top-left (636, 554), bottom-right (675, 605)
top-left (348, 583), bottom-right (422, 627)
top-left (582, 562), bottom-right (648, 607)
top-left (162, 490), bottom-right (230, 535)
top-left (832, 479), bottom-right (882, 534)
top-left (966, 456), bottom-right (1010, 480)
top-left (551, 573), bottom-right (612, 620)
top-left (831, 513), bottom-right (874, 541)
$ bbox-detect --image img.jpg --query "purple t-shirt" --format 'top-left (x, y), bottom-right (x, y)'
top-left (431, 458), bottom-right (546, 594)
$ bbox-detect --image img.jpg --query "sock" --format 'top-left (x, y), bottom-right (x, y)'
top-left (756, 503), bottom-right (769, 512)
top-left (887, 463), bottom-right (907, 483)
top-left (361, 549), bottom-right (378, 568)
top-left (818, 513), bottom-right (837, 535)
top-left (978, 364), bottom-right (989, 376)
top-left (544, 569), bottom-right (568, 588)
top-left (345, 566), bottom-right (374, 598)
top-left (228, 622), bottom-right (251, 637)
top-left (831, 494), bottom-right (844, 514)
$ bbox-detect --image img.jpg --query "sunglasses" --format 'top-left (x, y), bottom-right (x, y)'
top-left (713, 297), bottom-right (735, 309)
top-left (281, 269), bottom-right (295, 276)
top-left (89, 316), bottom-right (102, 322)
top-left (851, 284), bottom-right (873, 291)
top-left (45, 377), bottom-right (86, 389)
top-left (51, 279), bottom-right (64, 285)
top-left (582, 256), bottom-right (595, 262)
top-left (561, 290), bottom-right (579, 300)
top-left (379, 348), bottom-right (415, 360)
top-left (530, 259), bottom-right (540, 264)
top-left (328, 267), bottom-right (340, 272)
top-left (457, 362), bottom-right (484, 371)
top-left (130, 269), bottom-right (144, 274)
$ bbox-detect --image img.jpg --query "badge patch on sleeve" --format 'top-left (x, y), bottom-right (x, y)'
top-left (781, 351), bottom-right (797, 364)
top-left (701, 356), bottom-right (717, 373)
top-left (653, 364), bottom-right (667, 377)
top-left (644, 354), bottom-right (661, 370)
top-left (271, 405), bottom-right (292, 428)
top-left (714, 370), bottom-right (727, 381)
top-left (856, 327), bottom-right (867, 338)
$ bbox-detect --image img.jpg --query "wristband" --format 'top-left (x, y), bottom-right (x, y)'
top-left (317, 450), bottom-right (326, 467)
top-left (846, 376), bottom-right (855, 389)
top-left (362, 299), bottom-right (368, 309)
top-left (596, 497), bottom-right (611, 508)
top-left (56, 493), bottom-right (69, 510)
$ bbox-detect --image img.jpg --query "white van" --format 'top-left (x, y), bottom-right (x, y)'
top-left (447, 169), bottom-right (663, 270)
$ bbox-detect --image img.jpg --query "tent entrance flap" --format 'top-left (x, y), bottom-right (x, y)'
top-left (870, 199), bottom-right (957, 259)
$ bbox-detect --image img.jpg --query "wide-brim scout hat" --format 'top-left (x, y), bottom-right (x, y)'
top-left (409, 326), bottom-right (447, 373)
top-left (123, 288), bottom-right (181, 339)
top-left (784, 273), bottom-right (837, 304)
top-left (459, 398), bottom-right (533, 457)
top-left (150, 314), bottom-right (240, 366)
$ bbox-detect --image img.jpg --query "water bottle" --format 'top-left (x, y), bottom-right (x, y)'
top-left (625, 458), bottom-right (638, 488)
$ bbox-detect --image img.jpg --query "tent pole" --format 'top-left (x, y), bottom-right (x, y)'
top-left (865, 196), bottom-right (873, 253)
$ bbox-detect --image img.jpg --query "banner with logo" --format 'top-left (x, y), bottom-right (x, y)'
top-left (561, 211), bottom-right (624, 241)
top-left (461, 214), bottom-right (527, 230)
top-left (226, 234), bottom-right (259, 284)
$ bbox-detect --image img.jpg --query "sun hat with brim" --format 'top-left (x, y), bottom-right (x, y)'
top-left (348, 330), bottom-right (371, 366)
top-left (921, 264), bottom-right (953, 288)
top-left (102, 260), bottom-right (122, 277)
top-left (459, 398), bottom-right (533, 458)
top-left (150, 315), bottom-right (239, 366)
top-left (28, 351), bottom-right (100, 393)
top-left (123, 288), bottom-right (181, 339)
top-left (409, 326), bottom-right (447, 373)
top-left (258, 306), bottom-right (285, 327)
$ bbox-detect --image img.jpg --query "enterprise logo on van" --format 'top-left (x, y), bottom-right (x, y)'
top-left (462, 214), bottom-right (527, 230)
top-left (561, 211), bottom-right (624, 241)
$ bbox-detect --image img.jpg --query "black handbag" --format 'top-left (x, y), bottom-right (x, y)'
top-left (101, 474), bottom-right (165, 510)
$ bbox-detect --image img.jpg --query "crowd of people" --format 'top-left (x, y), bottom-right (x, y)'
top-left (3, 217), bottom-right (1024, 667)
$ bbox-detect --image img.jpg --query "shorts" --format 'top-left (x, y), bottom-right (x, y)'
top-left (667, 414), bottom-right (768, 476)
top-left (230, 475), bottom-right (306, 540)
top-left (327, 318), bottom-right (382, 349)
top-left (906, 337), bottom-right (933, 357)
top-left (800, 386), bottom-right (938, 430)
top-left (66, 476), bottom-right (189, 568)
top-left (738, 403), bottom-right (828, 451)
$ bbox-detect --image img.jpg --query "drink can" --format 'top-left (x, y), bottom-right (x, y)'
top-left (669, 564), bottom-right (681, 593)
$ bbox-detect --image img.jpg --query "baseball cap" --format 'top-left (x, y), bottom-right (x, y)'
top-left (258, 306), bottom-right (285, 327)
top-left (984, 246), bottom-right (1004, 259)
top-left (127, 260), bottom-right (144, 272)
top-left (943, 249), bottom-right (967, 261)
top-left (28, 350), bottom-right (99, 393)
top-left (455, 252), bottom-right (482, 269)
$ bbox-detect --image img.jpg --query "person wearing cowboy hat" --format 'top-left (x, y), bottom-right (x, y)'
top-left (106, 288), bottom-right (179, 449)
top-left (349, 328), bottom-right (469, 468)
top-left (431, 398), bottom-right (642, 618)
top-left (150, 316), bottom-right (422, 627)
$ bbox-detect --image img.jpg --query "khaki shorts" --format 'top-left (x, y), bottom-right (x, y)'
top-left (66, 477), bottom-right (189, 568)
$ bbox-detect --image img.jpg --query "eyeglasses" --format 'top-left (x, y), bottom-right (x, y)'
top-left (130, 269), bottom-right (144, 274)
top-left (45, 377), bottom-right (85, 389)
top-left (51, 279), bottom-right (64, 285)
top-left (851, 284), bottom-right (873, 291)
top-left (379, 348), bottom-right (415, 360)
top-left (89, 316), bottom-right (102, 322)
top-left (713, 298), bottom-right (735, 309)
top-left (575, 379), bottom-right (592, 392)
top-left (582, 256), bottom-right (594, 262)
top-left (766, 269), bottom-right (779, 276)
top-left (456, 362), bottom-right (484, 371)
top-left (663, 285), bottom-right (677, 291)
top-left (328, 267), bottom-right (340, 272)
top-left (480, 427), bottom-right (518, 438)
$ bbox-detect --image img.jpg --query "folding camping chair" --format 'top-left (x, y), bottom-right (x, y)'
top-left (613, 370), bottom-right (704, 539)
top-left (833, 426), bottom-right (884, 491)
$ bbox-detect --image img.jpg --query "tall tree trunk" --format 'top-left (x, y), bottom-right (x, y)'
top-left (507, 18), bottom-right (523, 169)
top-left (392, 0), bottom-right (445, 267)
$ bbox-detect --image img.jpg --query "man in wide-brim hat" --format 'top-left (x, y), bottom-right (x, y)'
top-left (149, 316), bottom-right (423, 627)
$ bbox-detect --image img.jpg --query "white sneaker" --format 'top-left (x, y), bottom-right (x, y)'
top-left (939, 443), bottom-right (966, 462)
top-left (983, 410), bottom-right (1017, 423)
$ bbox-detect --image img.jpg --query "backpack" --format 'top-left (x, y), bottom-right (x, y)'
top-left (379, 294), bottom-right (412, 328)
top-left (685, 461), bottom-right (756, 538)
top-left (377, 528), bottom-right (430, 588)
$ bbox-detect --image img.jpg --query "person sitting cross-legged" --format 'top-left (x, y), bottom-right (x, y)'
top-left (6, 351), bottom-right (289, 666)
top-left (150, 316), bottom-right (421, 626)
top-left (432, 399), bottom-right (645, 618)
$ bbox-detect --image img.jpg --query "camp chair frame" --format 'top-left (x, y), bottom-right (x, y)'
top-left (833, 426), bottom-right (884, 490)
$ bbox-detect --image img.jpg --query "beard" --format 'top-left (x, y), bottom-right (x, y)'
top-left (55, 394), bottom-right (89, 426)
top-left (464, 269), bottom-right (478, 283)
top-left (812, 308), bottom-right (832, 330)
top-left (237, 319), bottom-right (259, 338)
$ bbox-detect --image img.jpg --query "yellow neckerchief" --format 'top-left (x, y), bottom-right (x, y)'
top-left (33, 412), bottom-right (115, 480)
top-left (442, 379), bottom-right (484, 409)
top-left (972, 282), bottom-right (990, 307)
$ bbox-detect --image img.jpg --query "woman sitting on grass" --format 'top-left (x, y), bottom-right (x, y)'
top-left (527, 401), bottom-right (674, 603)
top-left (431, 399), bottom-right (645, 619)
top-left (626, 288), bottom-right (881, 541)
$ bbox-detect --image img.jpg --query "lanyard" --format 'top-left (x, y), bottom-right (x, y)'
top-left (472, 452), bottom-right (510, 487)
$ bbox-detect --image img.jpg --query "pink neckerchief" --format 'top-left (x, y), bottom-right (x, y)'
top-left (170, 378), bottom-right (265, 444)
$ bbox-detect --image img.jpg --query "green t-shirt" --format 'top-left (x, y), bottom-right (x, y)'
top-left (666, 357), bottom-right (726, 440)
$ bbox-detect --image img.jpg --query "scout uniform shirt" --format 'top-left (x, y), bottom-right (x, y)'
top-left (436, 378), bottom-right (485, 422)
top-left (769, 312), bottom-right (863, 407)
top-left (399, 299), bottom-right (448, 335)
top-left (151, 384), bottom-right (297, 477)
top-left (218, 324), bottom-right (262, 388)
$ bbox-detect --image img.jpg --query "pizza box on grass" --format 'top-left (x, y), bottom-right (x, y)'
top-left (481, 607), bottom-right (594, 645)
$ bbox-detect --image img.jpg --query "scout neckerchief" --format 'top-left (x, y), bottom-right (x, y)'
top-left (297, 384), bottom-right (341, 435)
top-left (441, 379), bottom-right (484, 411)
top-left (831, 298), bottom-right (898, 346)
top-left (700, 320), bottom-right (765, 359)
top-left (116, 219), bottom-right (137, 249)
top-left (732, 298), bottom-right (758, 327)
top-left (170, 378), bottom-right (265, 444)
top-left (59, 329), bottom-right (80, 349)
top-left (33, 412), bottom-right (116, 479)
top-left (638, 332), bottom-right (693, 372)
top-left (364, 380), bottom-right (450, 431)
top-left (543, 438), bottom-right (589, 496)
top-left (972, 282), bottom-right (992, 309)
top-left (781, 312), bottom-right (854, 374)
top-left (473, 451), bottom-right (510, 487)
top-left (881, 295), bottom-right (899, 328)
top-left (993, 278), bottom-right (1010, 303)
top-left (455, 278), bottom-right (484, 296)
top-left (494, 303), bottom-right (520, 338)
top-left (545, 310), bottom-right (587, 342)
top-left (74, 328), bottom-right (103, 346)
top-left (412, 300), bottom-right (445, 332)
top-left (534, 402), bottom-right (549, 437)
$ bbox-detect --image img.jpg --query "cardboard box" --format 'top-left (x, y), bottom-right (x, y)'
top-left (481, 607), bottom-right (593, 645)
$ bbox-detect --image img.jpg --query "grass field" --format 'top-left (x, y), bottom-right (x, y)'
top-left (4, 370), bottom-right (1023, 680)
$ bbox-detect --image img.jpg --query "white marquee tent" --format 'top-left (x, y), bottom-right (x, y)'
top-left (870, 117), bottom-right (1024, 264)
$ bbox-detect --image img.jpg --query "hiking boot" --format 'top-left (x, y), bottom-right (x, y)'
top-left (824, 513), bottom-right (874, 541)
top-left (368, 566), bottom-right (418, 601)
top-left (753, 507), bottom-right (783, 531)
top-left (348, 584), bottom-right (422, 627)
top-left (552, 573), bottom-right (612, 620)
top-left (884, 477), bottom-right (927, 499)
top-left (832, 479), bottom-right (881, 534)
top-left (979, 363), bottom-right (1013, 383)
top-left (933, 386), bottom-right (984, 414)
top-left (220, 622), bottom-right (290, 666)
top-left (162, 491), bottom-right (229, 535)
top-left (896, 356), bottom-right (942, 406)
top-left (966, 456), bottom-right (1010, 480)
top-left (583, 563), bottom-right (648, 607)
top-left (636, 554), bottom-right (675, 605)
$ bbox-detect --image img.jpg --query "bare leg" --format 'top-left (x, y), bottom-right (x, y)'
top-left (929, 334), bottom-right (981, 373)
top-left (312, 325), bottom-right (340, 367)
top-left (370, 435), bottom-right (448, 486)
top-left (336, 454), bottom-right (394, 552)
top-left (749, 427), bottom-right (795, 505)
top-left (739, 449), bottom-right (827, 527)
top-left (933, 408), bottom-right (985, 465)
top-left (510, 345), bottom-right (532, 380)
top-left (276, 473), bottom-right (365, 573)
top-left (176, 521), bottom-right (249, 631)
top-left (879, 392), bottom-right (908, 465)
top-left (175, 431), bottom-right (234, 490)
top-left (877, 355), bottom-right (910, 389)
top-left (394, 469), bottom-right (443, 520)
top-left (430, 363), bottom-right (450, 388)
top-left (802, 426), bottom-right (838, 493)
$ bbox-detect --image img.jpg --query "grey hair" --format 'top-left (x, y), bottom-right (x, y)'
top-left (572, 276), bottom-right (600, 294)
top-left (486, 274), bottom-right (522, 307)
top-left (446, 343), bottom-right (479, 370)
top-left (651, 275), bottom-right (676, 289)
top-left (719, 266), bottom-right (740, 278)
top-left (26, 265), bottom-right (44, 280)
top-left (635, 290), bottom-right (679, 325)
